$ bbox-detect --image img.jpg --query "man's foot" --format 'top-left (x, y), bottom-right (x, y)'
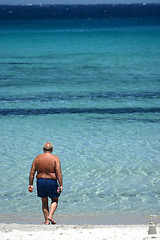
top-left (48, 217), bottom-right (56, 224)
top-left (41, 222), bottom-right (50, 225)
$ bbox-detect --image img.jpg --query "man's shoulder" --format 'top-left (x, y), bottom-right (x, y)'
top-left (34, 153), bottom-right (59, 161)
top-left (52, 154), bottom-right (60, 161)
top-left (52, 154), bottom-right (59, 158)
top-left (34, 153), bottom-right (44, 160)
top-left (36, 153), bottom-right (44, 158)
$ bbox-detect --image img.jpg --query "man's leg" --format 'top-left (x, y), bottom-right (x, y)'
top-left (41, 197), bottom-right (50, 224)
top-left (48, 197), bottom-right (58, 224)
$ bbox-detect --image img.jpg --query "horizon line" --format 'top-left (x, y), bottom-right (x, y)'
top-left (0, 3), bottom-right (160, 6)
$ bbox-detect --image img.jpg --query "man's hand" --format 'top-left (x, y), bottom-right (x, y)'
top-left (28, 185), bottom-right (33, 192)
top-left (57, 186), bottom-right (63, 194)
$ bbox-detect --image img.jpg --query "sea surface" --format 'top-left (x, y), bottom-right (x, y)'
top-left (0, 6), bottom-right (160, 223)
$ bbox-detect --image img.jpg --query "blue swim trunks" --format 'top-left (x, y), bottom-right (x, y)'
top-left (36, 178), bottom-right (60, 198)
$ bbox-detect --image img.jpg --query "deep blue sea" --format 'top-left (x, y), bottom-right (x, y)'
top-left (0, 5), bottom-right (160, 223)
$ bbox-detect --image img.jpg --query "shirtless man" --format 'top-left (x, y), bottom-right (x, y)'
top-left (28, 142), bottom-right (63, 225)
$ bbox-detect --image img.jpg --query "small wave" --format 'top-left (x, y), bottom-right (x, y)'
top-left (0, 107), bottom-right (160, 116)
top-left (0, 91), bottom-right (160, 102)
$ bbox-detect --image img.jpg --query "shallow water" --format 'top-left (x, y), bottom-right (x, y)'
top-left (0, 17), bottom-right (160, 219)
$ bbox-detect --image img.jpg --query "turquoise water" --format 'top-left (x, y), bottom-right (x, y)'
top-left (0, 17), bottom-right (160, 220)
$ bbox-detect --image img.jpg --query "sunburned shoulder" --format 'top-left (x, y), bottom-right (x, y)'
top-left (34, 153), bottom-right (46, 162)
top-left (52, 154), bottom-right (60, 161)
top-left (35, 153), bottom-right (59, 159)
top-left (35, 153), bottom-right (44, 159)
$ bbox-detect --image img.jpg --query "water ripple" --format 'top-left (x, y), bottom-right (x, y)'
top-left (0, 107), bottom-right (160, 116)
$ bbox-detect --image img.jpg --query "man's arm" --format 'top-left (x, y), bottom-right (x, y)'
top-left (55, 157), bottom-right (63, 193)
top-left (28, 159), bottom-right (36, 192)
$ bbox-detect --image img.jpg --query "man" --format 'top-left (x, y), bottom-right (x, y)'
top-left (28, 142), bottom-right (63, 225)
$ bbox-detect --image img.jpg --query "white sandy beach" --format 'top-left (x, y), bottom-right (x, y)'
top-left (0, 223), bottom-right (160, 240)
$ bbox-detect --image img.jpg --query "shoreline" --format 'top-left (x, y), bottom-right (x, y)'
top-left (1, 214), bottom-right (160, 239)
top-left (0, 213), bottom-right (160, 225)
top-left (0, 214), bottom-right (160, 239)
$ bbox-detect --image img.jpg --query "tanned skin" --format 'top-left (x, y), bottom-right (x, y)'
top-left (28, 143), bottom-right (63, 225)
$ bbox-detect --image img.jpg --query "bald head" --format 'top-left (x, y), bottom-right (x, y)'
top-left (43, 142), bottom-right (53, 153)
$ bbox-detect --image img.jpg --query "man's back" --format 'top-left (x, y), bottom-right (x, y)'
top-left (35, 152), bottom-right (59, 180)
top-left (29, 142), bottom-right (63, 193)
